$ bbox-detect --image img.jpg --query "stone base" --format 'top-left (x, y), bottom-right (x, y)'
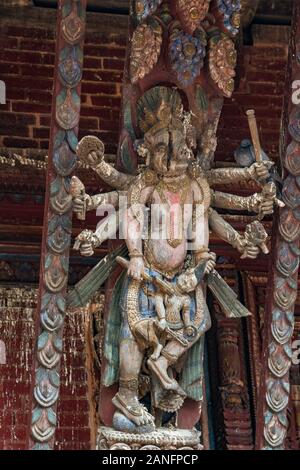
top-left (97, 426), bottom-right (203, 450)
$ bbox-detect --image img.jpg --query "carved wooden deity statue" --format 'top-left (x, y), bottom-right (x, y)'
top-left (64, 0), bottom-right (288, 451)
top-left (71, 85), bottom-right (280, 448)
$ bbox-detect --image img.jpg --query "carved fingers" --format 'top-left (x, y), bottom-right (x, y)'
top-left (73, 229), bottom-right (100, 257)
top-left (86, 150), bottom-right (104, 168)
top-left (73, 194), bottom-right (92, 214)
top-left (127, 257), bottom-right (145, 281)
top-left (248, 161), bottom-right (274, 182)
top-left (204, 252), bottom-right (217, 274)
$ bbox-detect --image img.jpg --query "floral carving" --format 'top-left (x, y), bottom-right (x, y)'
top-left (176, 0), bottom-right (212, 34)
top-left (169, 24), bottom-right (207, 87)
top-left (134, 0), bottom-right (163, 22)
top-left (217, 0), bottom-right (241, 36)
top-left (209, 32), bottom-right (236, 97)
top-left (130, 19), bottom-right (162, 84)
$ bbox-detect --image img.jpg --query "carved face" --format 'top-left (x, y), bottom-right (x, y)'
top-left (145, 127), bottom-right (193, 176)
top-left (177, 269), bottom-right (198, 293)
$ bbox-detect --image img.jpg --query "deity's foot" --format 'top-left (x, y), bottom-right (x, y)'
top-left (147, 358), bottom-right (186, 397)
top-left (112, 392), bottom-right (155, 429)
top-left (112, 411), bottom-right (155, 434)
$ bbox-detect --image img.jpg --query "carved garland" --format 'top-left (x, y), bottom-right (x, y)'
top-left (29, 0), bottom-right (86, 450)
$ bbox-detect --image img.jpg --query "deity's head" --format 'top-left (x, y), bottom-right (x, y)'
top-left (177, 268), bottom-right (198, 293)
top-left (136, 87), bottom-right (196, 176)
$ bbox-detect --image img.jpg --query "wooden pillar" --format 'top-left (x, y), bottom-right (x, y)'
top-left (256, 1), bottom-right (300, 449)
top-left (27, 0), bottom-right (87, 450)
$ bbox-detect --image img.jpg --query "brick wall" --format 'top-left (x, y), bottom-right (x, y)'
top-left (0, 288), bottom-right (97, 450)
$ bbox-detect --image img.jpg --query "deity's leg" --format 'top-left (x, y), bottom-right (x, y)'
top-left (112, 337), bottom-right (155, 429)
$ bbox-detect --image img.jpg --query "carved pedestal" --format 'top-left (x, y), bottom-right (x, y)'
top-left (97, 427), bottom-right (202, 451)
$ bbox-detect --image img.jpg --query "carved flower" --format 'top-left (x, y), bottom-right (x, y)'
top-left (176, 0), bottom-right (212, 34)
top-left (169, 26), bottom-right (207, 87)
top-left (209, 34), bottom-right (237, 97)
top-left (130, 20), bottom-right (162, 84)
top-left (134, 0), bottom-right (163, 22)
top-left (217, 0), bottom-right (241, 35)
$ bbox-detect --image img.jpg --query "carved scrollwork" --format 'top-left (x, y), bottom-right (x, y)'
top-left (268, 342), bottom-right (291, 378)
top-left (264, 413), bottom-right (286, 448)
top-left (266, 379), bottom-right (290, 413)
top-left (31, 408), bottom-right (56, 442)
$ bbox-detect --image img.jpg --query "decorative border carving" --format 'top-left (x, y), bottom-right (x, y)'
top-left (28, 0), bottom-right (87, 450)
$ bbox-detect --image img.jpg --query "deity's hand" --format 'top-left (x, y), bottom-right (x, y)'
top-left (73, 194), bottom-right (92, 215)
top-left (73, 229), bottom-right (100, 257)
top-left (236, 237), bottom-right (260, 259)
top-left (156, 318), bottom-right (167, 331)
top-left (250, 182), bottom-right (284, 218)
top-left (184, 325), bottom-right (195, 337)
top-left (203, 252), bottom-right (217, 274)
top-left (248, 161), bottom-right (274, 182)
top-left (84, 150), bottom-right (104, 168)
top-left (127, 256), bottom-right (145, 281)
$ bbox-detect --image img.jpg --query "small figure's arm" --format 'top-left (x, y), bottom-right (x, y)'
top-left (154, 294), bottom-right (167, 331)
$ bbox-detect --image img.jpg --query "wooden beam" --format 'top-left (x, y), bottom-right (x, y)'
top-left (255, 0), bottom-right (299, 450)
top-left (26, 0), bottom-right (87, 450)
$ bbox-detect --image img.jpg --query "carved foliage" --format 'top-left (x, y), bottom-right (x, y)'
top-left (216, 0), bottom-right (241, 36)
top-left (130, 18), bottom-right (162, 84)
top-left (209, 32), bottom-right (236, 97)
top-left (175, 0), bottom-right (212, 34)
top-left (169, 23), bottom-right (207, 87)
top-left (134, 0), bottom-right (163, 22)
top-left (31, 0), bottom-right (86, 450)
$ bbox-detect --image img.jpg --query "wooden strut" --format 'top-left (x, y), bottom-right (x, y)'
top-left (27, 0), bottom-right (87, 450)
top-left (255, 0), bottom-right (300, 450)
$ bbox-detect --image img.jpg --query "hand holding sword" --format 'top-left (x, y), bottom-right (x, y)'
top-left (246, 109), bottom-right (285, 219)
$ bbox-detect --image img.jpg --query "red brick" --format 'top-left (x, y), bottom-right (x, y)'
top-left (2, 25), bottom-right (55, 40)
top-left (4, 76), bottom-right (53, 91)
top-left (19, 39), bottom-right (55, 53)
top-left (0, 50), bottom-right (54, 66)
top-left (91, 95), bottom-right (121, 108)
top-left (84, 45), bottom-right (125, 59)
top-left (82, 81), bottom-right (117, 95)
top-left (0, 112), bottom-right (36, 126)
top-left (40, 139), bottom-right (50, 149)
top-left (40, 116), bottom-right (51, 126)
top-left (103, 58), bottom-right (125, 71)
top-left (12, 102), bottom-right (52, 114)
top-left (0, 125), bottom-right (30, 137)
top-left (20, 64), bottom-right (54, 78)
top-left (83, 69), bottom-right (122, 83)
top-left (248, 82), bottom-right (277, 94)
top-left (58, 412), bottom-right (89, 427)
top-left (2, 137), bottom-right (39, 148)
top-left (0, 37), bottom-right (19, 49)
top-left (0, 63), bottom-right (19, 75)
top-left (33, 128), bottom-right (50, 139)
